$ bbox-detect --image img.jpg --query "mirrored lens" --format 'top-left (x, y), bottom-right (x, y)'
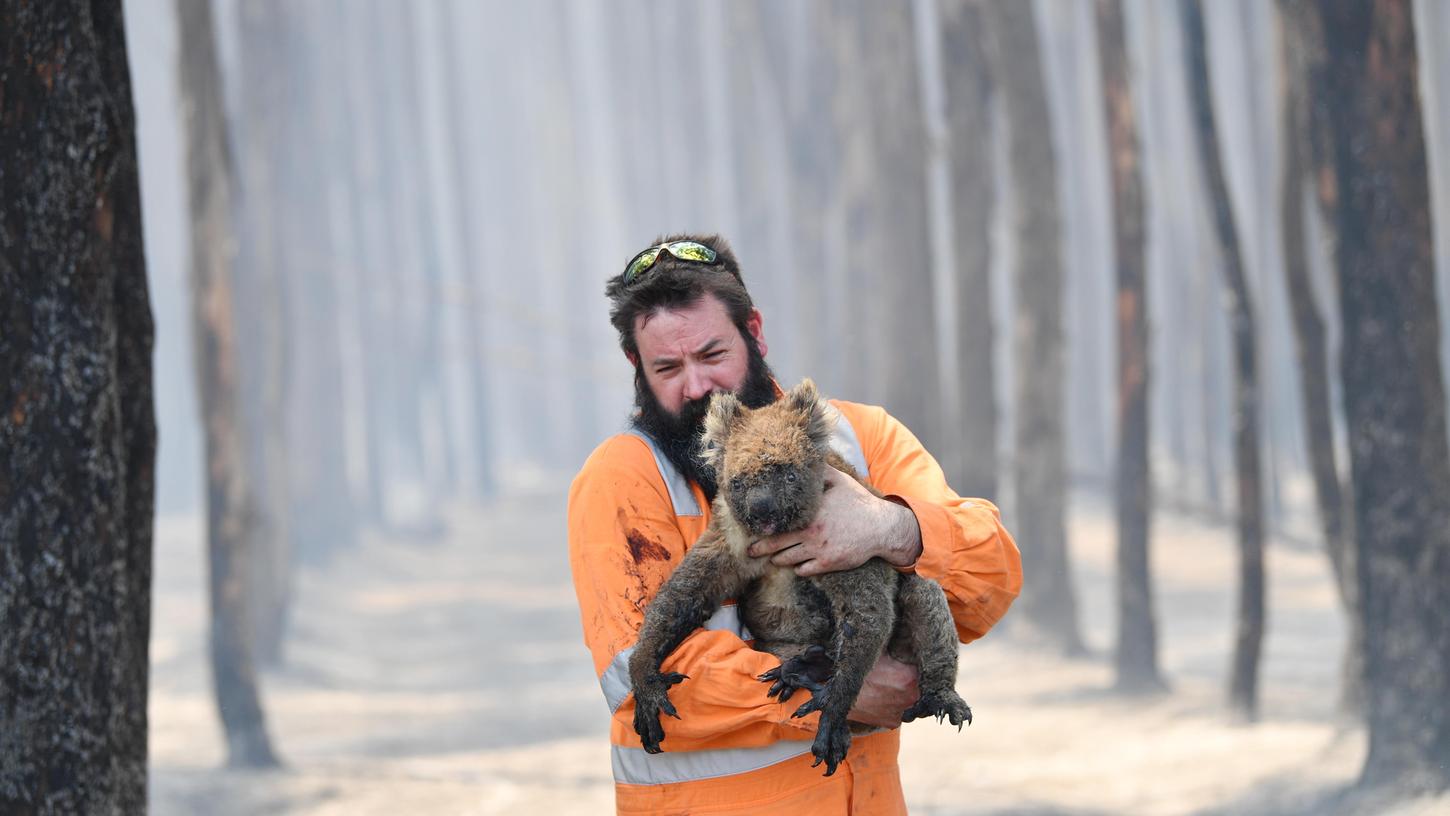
top-left (664, 241), bottom-right (717, 263)
top-left (624, 247), bottom-right (661, 283)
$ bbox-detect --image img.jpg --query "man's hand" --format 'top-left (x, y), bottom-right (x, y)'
top-left (845, 655), bottom-right (918, 729)
top-left (747, 465), bottom-right (923, 577)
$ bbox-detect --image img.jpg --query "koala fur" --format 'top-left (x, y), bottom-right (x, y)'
top-left (627, 379), bottom-right (971, 776)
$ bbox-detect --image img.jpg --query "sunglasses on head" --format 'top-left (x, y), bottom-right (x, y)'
top-left (622, 240), bottom-right (720, 284)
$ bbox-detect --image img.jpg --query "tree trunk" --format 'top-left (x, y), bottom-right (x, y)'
top-left (940, 0), bottom-right (999, 500)
top-left (831, 1), bottom-right (941, 453)
top-left (176, 0), bottom-right (280, 769)
top-left (981, 0), bottom-right (1084, 655)
top-left (1182, 0), bottom-right (1266, 722)
top-left (1095, 0), bottom-right (1166, 694)
top-left (0, 1), bottom-right (155, 809)
top-left (1319, 0), bottom-right (1450, 792)
top-left (1275, 0), bottom-right (1364, 716)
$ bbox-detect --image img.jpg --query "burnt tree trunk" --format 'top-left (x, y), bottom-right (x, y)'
top-left (1182, 0), bottom-right (1266, 722)
top-left (831, 1), bottom-right (942, 452)
top-left (940, 0), bottom-right (999, 500)
top-left (1276, 0), bottom-right (1364, 715)
top-left (982, 0), bottom-right (1084, 655)
top-left (1319, 0), bottom-right (1450, 792)
top-left (0, 1), bottom-right (155, 810)
top-left (176, 0), bottom-right (280, 768)
top-left (1096, 0), bottom-right (1166, 694)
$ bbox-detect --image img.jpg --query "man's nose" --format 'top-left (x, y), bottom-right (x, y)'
top-left (682, 366), bottom-right (714, 402)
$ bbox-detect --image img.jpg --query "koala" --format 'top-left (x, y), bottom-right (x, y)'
top-left (627, 378), bottom-right (971, 776)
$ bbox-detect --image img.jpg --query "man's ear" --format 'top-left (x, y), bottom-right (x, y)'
top-left (745, 308), bottom-right (767, 359)
top-left (787, 378), bottom-right (834, 450)
top-left (625, 350), bottom-right (639, 368)
top-left (700, 391), bottom-right (743, 472)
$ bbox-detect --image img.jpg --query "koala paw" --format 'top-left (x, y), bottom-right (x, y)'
top-left (901, 689), bottom-right (973, 730)
top-left (809, 712), bottom-right (853, 776)
top-left (758, 645), bottom-right (833, 701)
top-left (631, 671), bottom-right (688, 753)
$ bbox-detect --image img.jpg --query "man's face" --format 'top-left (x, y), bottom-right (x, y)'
top-left (633, 295), bottom-right (766, 416)
top-left (629, 295), bottom-right (775, 498)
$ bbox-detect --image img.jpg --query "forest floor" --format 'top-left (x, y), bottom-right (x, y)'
top-left (148, 490), bottom-right (1449, 815)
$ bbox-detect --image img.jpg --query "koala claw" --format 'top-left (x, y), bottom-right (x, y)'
top-left (632, 672), bottom-right (691, 753)
top-left (791, 695), bottom-right (826, 719)
top-left (810, 714), bottom-right (852, 776)
top-left (901, 690), bottom-right (973, 730)
top-left (759, 645), bottom-right (833, 701)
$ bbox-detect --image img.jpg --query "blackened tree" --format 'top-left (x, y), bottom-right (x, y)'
top-left (1181, 0), bottom-right (1266, 721)
top-left (0, 1), bottom-right (155, 809)
top-left (982, 0), bottom-right (1084, 656)
top-left (1319, 0), bottom-right (1450, 792)
top-left (1095, 0), bottom-right (1166, 693)
top-left (175, 0), bottom-right (280, 768)
top-left (939, 0), bottom-right (999, 500)
top-left (1276, 0), bottom-right (1363, 714)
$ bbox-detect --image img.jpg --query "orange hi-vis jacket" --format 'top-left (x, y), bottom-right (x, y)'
top-left (568, 399), bottom-right (1023, 815)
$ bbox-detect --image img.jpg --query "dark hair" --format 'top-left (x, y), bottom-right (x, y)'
top-left (605, 233), bottom-right (756, 359)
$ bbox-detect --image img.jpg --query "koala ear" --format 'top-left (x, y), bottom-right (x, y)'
top-left (787, 378), bottom-right (834, 450)
top-left (699, 391), bottom-right (743, 471)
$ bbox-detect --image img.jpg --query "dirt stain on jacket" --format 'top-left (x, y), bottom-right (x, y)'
top-left (626, 529), bottom-right (671, 564)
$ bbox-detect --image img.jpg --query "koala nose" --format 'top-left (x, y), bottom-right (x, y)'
top-left (749, 494), bottom-right (775, 521)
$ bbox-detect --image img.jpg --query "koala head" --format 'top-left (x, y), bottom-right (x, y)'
top-left (699, 378), bottom-right (835, 537)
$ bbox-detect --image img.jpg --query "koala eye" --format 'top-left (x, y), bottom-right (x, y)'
top-left (730, 476), bottom-right (746, 493)
top-left (785, 471), bottom-right (798, 484)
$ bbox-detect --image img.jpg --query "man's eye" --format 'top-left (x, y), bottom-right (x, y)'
top-left (705, 350), bottom-right (726, 361)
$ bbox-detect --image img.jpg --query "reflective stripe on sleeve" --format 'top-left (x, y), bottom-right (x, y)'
top-left (827, 406), bottom-right (871, 480)
top-left (612, 739), bottom-right (811, 786)
top-left (600, 604), bottom-right (754, 713)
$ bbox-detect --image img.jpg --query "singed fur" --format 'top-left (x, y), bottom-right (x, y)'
top-left (627, 379), bottom-right (971, 776)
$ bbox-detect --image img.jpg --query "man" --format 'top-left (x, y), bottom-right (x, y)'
top-left (568, 234), bottom-right (1022, 814)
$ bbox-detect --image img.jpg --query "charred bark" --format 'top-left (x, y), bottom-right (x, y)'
top-left (940, 0), bottom-right (999, 500)
top-left (982, 0), bottom-right (1084, 655)
top-left (1275, 0), bottom-right (1364, 715)
top-left (1182, 0), bottom-right (1266, 722)
top-left (0, 1), bottom-right (155, 809)
top-left (175, 0), bottom-right (280, 768)
top-left (1095, 0), bottom-right (1166, 694)
top-left (1319, 0), bottom-right (1450, 792)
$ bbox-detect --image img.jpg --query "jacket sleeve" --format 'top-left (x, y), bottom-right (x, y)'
top-left (567, 435), bottom-right (817, 751)
top-left (839, 402), bottom-right (1024, 644)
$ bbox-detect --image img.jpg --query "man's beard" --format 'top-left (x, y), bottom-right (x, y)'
top-left (632, 339), bottom-right (778, 503)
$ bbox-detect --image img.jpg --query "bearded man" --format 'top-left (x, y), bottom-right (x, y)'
top-left (567, 234), bottom-right (1022, 815)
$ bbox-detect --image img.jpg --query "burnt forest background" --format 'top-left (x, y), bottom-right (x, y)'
top-left (4, 0), bottom-right (1450, 813)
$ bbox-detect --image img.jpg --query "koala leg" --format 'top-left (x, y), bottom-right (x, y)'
top-left (628, 543), bottom-right (749, 753)
top-left (795, 565), bottom-right (897, 776)
top-left (893, 574), bottom-right (973, 729)
top-left (757, 643), bottom-right (833, 702)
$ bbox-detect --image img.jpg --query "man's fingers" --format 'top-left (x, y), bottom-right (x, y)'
top-left (769, 543), bottom-right (809, 567)
top-left (749, 531), bottom-right (795, 557)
